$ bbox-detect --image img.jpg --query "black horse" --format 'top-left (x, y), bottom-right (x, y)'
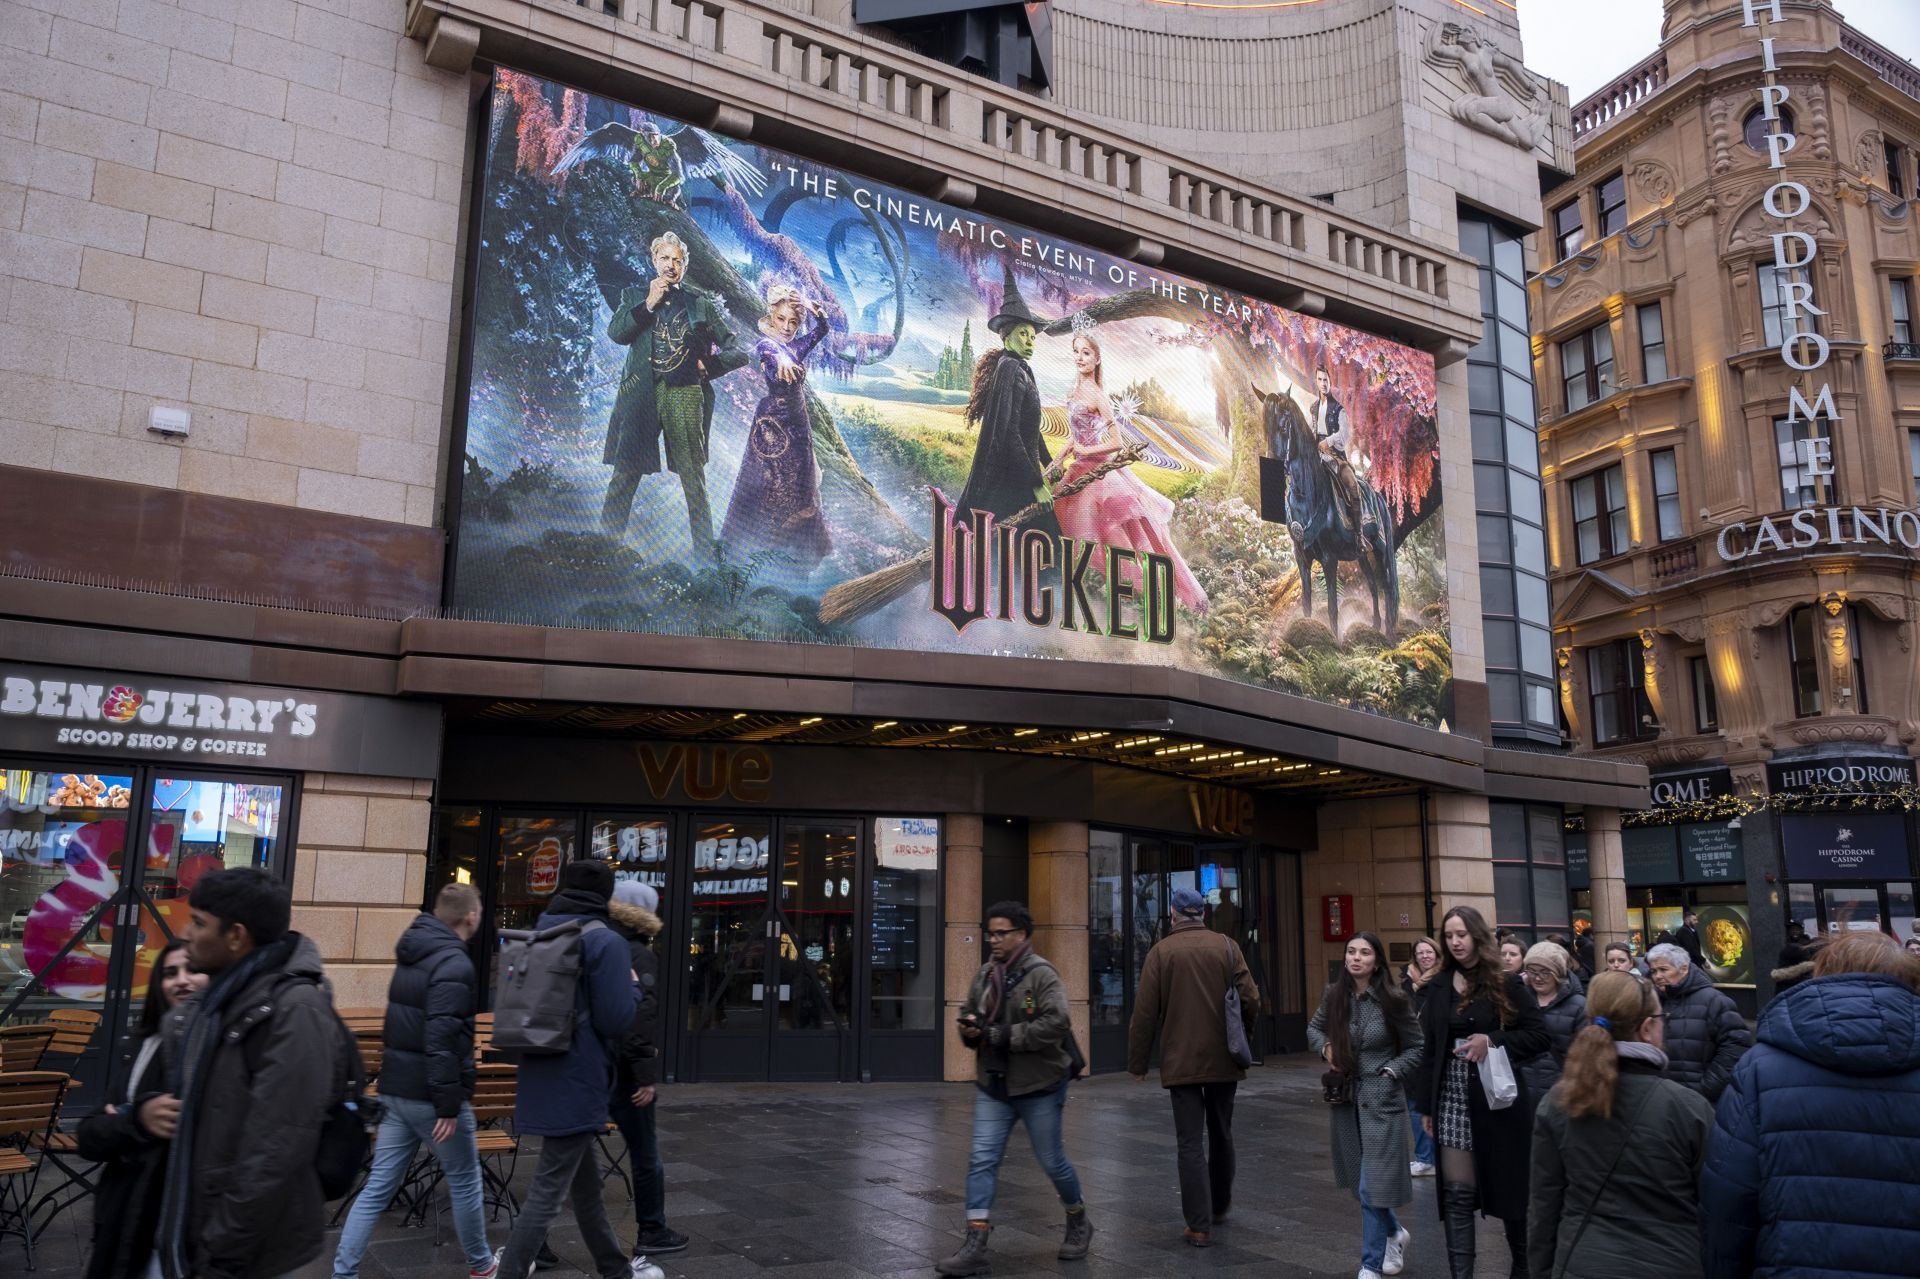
top-left (1255, 385), bottom-right (1399, 637)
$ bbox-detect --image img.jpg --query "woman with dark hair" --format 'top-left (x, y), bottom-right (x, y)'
top-left (1412, 905), bottom-right (1549, 1279)
top-left (77, 940), bottom-right (207, 1279)
top-left (1309, 932), bottom-right (1425, 1279)
top-left (1527, 971), bottom-right (1714, 1278)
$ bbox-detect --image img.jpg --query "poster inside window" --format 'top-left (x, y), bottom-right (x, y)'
top-left (452, 71), bottom-right (1453, 727)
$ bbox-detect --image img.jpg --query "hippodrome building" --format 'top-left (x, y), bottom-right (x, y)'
top-left (1535, 0), bottom-right (1920, 1012)
top-left (0, 0), bottom-right (1645, 1095)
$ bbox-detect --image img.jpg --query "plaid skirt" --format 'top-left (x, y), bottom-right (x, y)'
top-left (1436, 1055), bottom-right (1474, 1151)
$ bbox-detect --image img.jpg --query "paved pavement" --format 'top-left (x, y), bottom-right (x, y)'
top-left (22, 1056), bottom-right (1525, 1278)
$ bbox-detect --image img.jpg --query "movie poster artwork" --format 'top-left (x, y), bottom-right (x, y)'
top-left (453, 71), bottom-right (1453, 727)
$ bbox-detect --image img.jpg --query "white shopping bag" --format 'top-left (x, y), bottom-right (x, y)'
top-left (1477, 1044), bottom-right (1519, 1110)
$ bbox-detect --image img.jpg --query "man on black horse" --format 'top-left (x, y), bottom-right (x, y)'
top-left (1310, 365), bottom-right (1378, 542)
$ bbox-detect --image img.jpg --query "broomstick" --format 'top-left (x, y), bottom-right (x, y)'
top-left (819, 442), bottom-right (1150, 626)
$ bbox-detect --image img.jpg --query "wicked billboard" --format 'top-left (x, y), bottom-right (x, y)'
top-left (451, 71), bottom-right (1452, 726)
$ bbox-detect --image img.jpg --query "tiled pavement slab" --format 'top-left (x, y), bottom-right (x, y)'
top-left (19, 1056), bottom-right (1528, 1278)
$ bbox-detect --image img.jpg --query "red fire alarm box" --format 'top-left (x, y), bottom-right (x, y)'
top-left (1323, 894), bottom-right (1356, 942)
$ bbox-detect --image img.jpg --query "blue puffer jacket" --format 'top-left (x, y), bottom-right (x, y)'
top-left (1699, 973), bottom-right (1920, 1279)
top-left (511, 900), bottom-right (641, 1137)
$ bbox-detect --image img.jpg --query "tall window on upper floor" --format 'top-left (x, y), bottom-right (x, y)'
top-left (1891, 277), bottom-right (1914, 347)
top-left (1887, 140), bottom-right (1910, 200)
top-left (1638, 303), bottom-right (1668, 383)
top-left (1552, 199), bottom-right (1584, 262)
top-left (1588, 638), bottom-right (1657, 746)
top-left (1690, 655), bottom-right (1719, 733)
top-left (1759, 259), bottom-right (1818, 347)
top-left (1909, 431), bottom-right (1920, 497)
top-left (1571, 463), bottom-right (1628, 564)
top-left (1561, 323), bottom-right (1615, 412)
top-left (1650, 449), bottom-right (1682, 542)
top-left (1788, 606), bottom-right (1822, 718)
top-left (1596, 173), bottom-right (1627, 238)
top-left (1775, 415), bottom-right (1834, 510)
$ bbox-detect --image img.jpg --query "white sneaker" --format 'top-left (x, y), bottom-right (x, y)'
top-left (1383, 1225), bottom-right (1411, 1276)
top-left (1409, 1160), bottom-right (1435, 1177)
top-left (1358, 1269), bottom-right (1384, 1279)
top-left (629, 1256), bottom-right (665, 1279)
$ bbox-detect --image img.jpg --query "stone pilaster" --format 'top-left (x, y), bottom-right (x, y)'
top-left (942, 813), bottom-right (984, 1082)
top-left (1029, 821), bottom-right (1090, 1071)
top-left (1583, 807), bottom-right (1631, 953)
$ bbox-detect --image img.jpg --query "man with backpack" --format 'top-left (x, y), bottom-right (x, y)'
top-left (1125, 887), bottom-right (1261, 1247)
top-left (937, 901), bottom-right (1093, 1277)
top-left (332, 882), bottom-right (496, 1279)
top-left (491, 860), bottom-right (645, 1279)
top-left (142, 866), bottom-right (347, 1279)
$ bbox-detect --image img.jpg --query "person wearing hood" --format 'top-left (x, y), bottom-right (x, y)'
top-left (1527, 971), bottom-right (1716, 1279)
top-left (607, 880), bottom-right (687, 1256)
top-left (1700, 933), bottom-right (1920, 1279)
top-left (333, 883), bottom-right (495, 1279)
top-left (1646, 942), bottom-right (1750, 1103)
top-left (1518, 942), bottom-right (1587, 1115)
top-left (1769, 935), bottom-right (1827, 995)
top-left (142, 867), bottom-right (346, 1279)
top-left (493, 860), bottom-right (646, 1279)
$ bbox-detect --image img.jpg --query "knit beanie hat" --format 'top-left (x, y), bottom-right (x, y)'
top-left (559, 859), bottom-right (615, 901)
top-left (611, 880), bottom-right (659, 913)
top-left (1523, 941), bottom-right (1569, 981)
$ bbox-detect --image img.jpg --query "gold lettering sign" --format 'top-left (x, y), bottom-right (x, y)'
top-left (1187, 783), bottom-right (1255, 837)
top-left (636, 744), bottom-right (773, 803)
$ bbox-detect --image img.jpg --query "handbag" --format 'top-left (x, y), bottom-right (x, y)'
top-left (1477, 1042), bottom-right (1519, 1110)
top-left (1321, 1067), bottom-right (1356, 1105)
top-left (1223, 937), bottom-right (1254, 1069)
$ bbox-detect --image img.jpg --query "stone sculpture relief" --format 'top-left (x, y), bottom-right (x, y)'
top-left (1631, 158), bottom-right (1677, 206)
top-left (1423, 21), bottom-right (1551, 152)
top-left (1857, 129), bottom-right (1883, 176)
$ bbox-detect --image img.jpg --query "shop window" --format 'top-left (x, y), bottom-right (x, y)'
top-left (1910, 431), bottom-right (1920, 499)
top-left (1588, 638), bottom-right (1658, 745)
top-left (1650, 449), bottom-right (1682, 542)
top-left (1088, 830), bottom-right (1125, 1031)
top-left (1571, 463), bottom-right (1628, 564)
top-left (1890, 883), bottom-right (1917, 950)
top-left (1744, 105), bottom-right (1792, 152)
top-left (1690, 655), bottom-right (1719, 733)
top-left (1891, 277), bottom-right (1914, 346)
top-left (1888, 140), bottom-right (1910, 200)
top-left (1775, 415), bottom-right (1834, 510)
top-left (1560, 322), bottom-right (1616, 412)
top-left (591, 814), bottom-right (668, 903)
top-left (1788, 606), bottom-right (1823, 717)
top-left (1596, 172), bottom-right (1627, 238)
top-left (1551, 198), bottom-right (1584, 261)
top-left (1759, 259), bottom-right (1819, 348)
top-left (871, 817), bottom-right (939, 1031)
top-left (494, 813), bottom-right (579, 989)
top-left (1638, 303), bottom-right (1668, 383)
top-left (1491, 801), bottom-right (1570, 942)
top-left (427, 806), bottom-right (486, 907)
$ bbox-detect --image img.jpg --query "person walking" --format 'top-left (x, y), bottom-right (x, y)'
top-left (143, 867), bottom-right (346, 1279)
top-left (1769, 935), bottom-right (1827, 994)
top-left (1646, 942), bottom-right (1750, 1102)
top-left (491, 861), bottom-right (647, 1279)
top-left (1498, 936), bottom-right (1526, 978)
top-left (1308, 932), bottom-right (1424, 1279)
top-left (1125, 886), bottom-right (1262, 1247)
top-left (1700, 933), bottom-right (1920, 1279)
top-left (1599, 942), bottom-right (1634, 975)
top-left (1518, 943), bottom-right (1587, 1115)
top-left (607, 881), bottom-right (687, 1255)
top-left (1410, 905), bottom-right (1548, 1279)
top-left (1672, 910), bottom-right (1704, 970)
top-left (1402, 937), bottom-right (1442, 1178)
top-left (333, 884), bottom-right (495, 1279)
top-left (938, 901), bottom-right (1091, 1276)
top-left (1527, 971), bottom-right (1716, 1279)
top-left (76, 941), bottom-right (207, 1279)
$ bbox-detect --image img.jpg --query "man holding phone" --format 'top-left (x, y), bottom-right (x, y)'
top-left (937, 902), bottom-right (1093, 1277)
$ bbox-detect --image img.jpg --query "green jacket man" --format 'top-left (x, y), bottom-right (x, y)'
top-left (602, 230), bottom-right (746, 554)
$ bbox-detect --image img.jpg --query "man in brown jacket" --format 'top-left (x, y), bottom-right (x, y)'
top-left (1126, 887), bottom-right (1261, 1247)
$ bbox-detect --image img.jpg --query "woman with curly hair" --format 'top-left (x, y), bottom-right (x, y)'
top-left (1410, 906), bottom-right (1548, 1279)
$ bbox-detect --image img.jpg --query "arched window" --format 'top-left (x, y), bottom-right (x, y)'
top-left (1744, 106), bottom-right (1793, 153)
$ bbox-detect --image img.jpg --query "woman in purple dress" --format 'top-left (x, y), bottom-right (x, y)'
top-left (721, 284), bottom-right (832, 572)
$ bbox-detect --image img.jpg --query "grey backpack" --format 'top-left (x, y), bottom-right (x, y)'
top-left (492, 919), bottom-right (606, 1056)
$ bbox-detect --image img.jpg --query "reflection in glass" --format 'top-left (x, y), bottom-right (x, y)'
top-left (494, 813), bottom-right (578, 993)
top-left (871, 818), bottom-right (938, 1031)
top-left (778, 821), bottom-right (855, 1030)
top-left (685, 816), bottom-right (771, 1032)
top-left (427, 807), bottom-right (486, 906)
top-left (592, 815), bottom-right (669, 904)
top-left (143, 778), bottom-right (284, 1014)
top-left (1, 767), bottom-right (132, 1011)
top-left (1822, 886), bottom-right (1881, 936)
top-left (1130, 838), bottom-right (1166, 989)
top-left (1088, 831), bottom-right (1125, 1028)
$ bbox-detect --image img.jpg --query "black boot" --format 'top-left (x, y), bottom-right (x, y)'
top-left (1440, 1184), bottom-right (1477, 1279)
top-left (1057, 1204), bottom-right (1093, 1260)
top-left (1503, 1215), bottom-right (1529, 1279)
top-left (936, 1223), bottom-right (992, 1276)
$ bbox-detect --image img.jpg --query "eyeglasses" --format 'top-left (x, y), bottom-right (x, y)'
top-left (986, 929), bottom-right (1021, 941)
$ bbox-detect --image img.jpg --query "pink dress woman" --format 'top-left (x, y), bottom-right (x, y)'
top-left (1053, 399), bottom-right (1208, 611)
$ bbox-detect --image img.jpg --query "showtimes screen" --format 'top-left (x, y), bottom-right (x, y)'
top-left (451, 70), bottom-right (1452, 727)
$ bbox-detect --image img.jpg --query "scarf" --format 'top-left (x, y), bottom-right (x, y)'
top-left (157, 938), bottom-right (291, 1279)
top-left (1616, 1040), bottom-right (1669, 1070)
top-left (982, 940), bottom-right (1031, 1022)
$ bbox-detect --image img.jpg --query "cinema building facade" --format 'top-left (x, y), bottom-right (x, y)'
top-left (0, 0), bottom-right (1644, 1094)
top-left (1536, 0), bottom-right (1920, 1007)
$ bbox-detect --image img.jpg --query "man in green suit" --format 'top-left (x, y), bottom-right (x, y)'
top-left (602, 231), bottom-right (746, 557)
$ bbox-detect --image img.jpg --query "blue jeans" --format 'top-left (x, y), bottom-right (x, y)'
top-left (964, 1084), bottom-right (1083, 1219)
top-left (333, 1096), bottom-right (491, 1277)
top-left (1355, 1161), bottom-right (1402, 1272)
top-left (1409, 1107), bottom-right (1435, 1164)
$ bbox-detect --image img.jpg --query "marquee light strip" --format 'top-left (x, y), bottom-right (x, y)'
top-left (1134, 0), bottom-right (1513, 13)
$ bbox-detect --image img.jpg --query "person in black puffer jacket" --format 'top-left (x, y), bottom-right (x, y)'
top-left (1518, 942), bottom-right (1587, 1114)
top-left (332, 883), bottom-right (494, 1279)
top-left (609, 880), bottom-right (687, 1256)
top-left (1648, 942), bottom-right (1750, 1103)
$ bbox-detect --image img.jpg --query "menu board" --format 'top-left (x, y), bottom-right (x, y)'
top-left (1680, 824), bottom-right (1745, 884)
top-left (1621, 825), bottom-right (1681, 886)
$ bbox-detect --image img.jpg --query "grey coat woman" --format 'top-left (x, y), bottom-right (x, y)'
top-left (1309, 980), bottom-right (1427, 1208)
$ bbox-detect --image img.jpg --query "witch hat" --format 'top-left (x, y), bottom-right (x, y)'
top-left (986, 263), bottom-right (1046, 336)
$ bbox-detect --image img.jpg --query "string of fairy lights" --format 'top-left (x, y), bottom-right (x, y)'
top-left (1562, 782), bottom-right (1920, 832)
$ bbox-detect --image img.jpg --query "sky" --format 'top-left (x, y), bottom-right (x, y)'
top-left (1516, 0), bottom-right (1920, 101)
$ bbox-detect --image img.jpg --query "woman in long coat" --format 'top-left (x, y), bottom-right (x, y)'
top-left (1411, 906), bottom-right (1549, 1279)
top-left (1309, 931), bottom-right (1426, 1279)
